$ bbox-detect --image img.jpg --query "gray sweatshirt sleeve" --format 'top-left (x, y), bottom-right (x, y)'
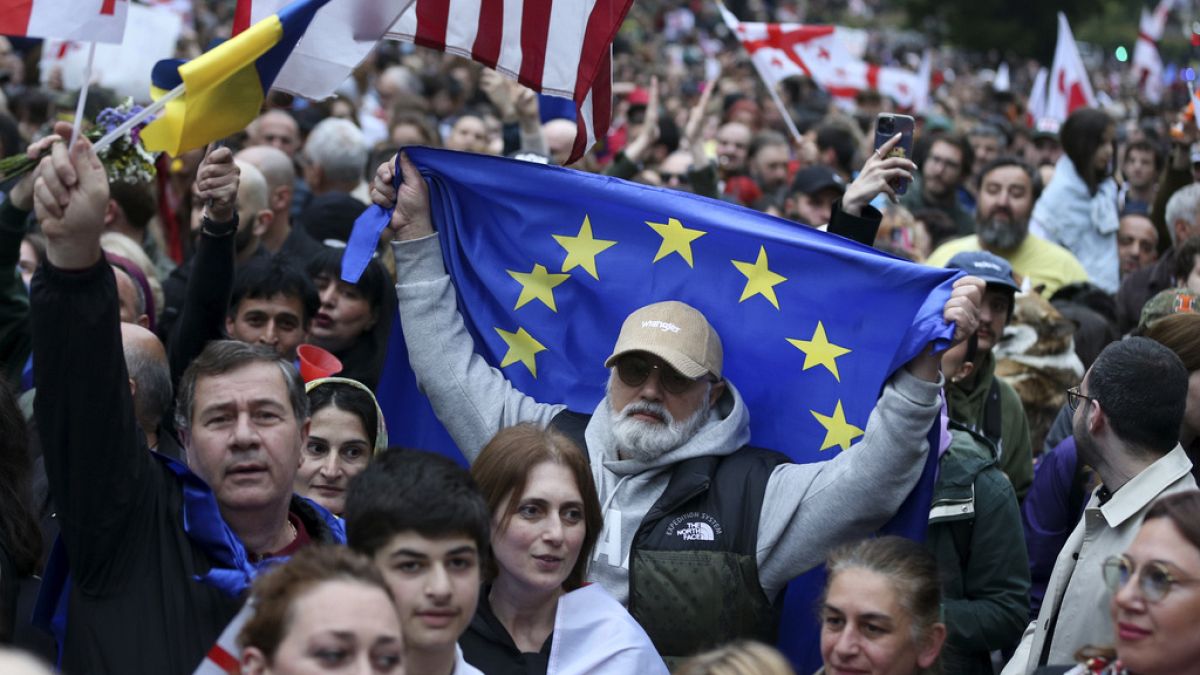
top-left (755, 368), bottom-right (943, 598)
top-left (392, 234), bottom-right (566, 461)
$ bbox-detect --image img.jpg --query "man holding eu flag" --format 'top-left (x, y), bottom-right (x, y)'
top-left (372, 150), bottom-right (984, 664)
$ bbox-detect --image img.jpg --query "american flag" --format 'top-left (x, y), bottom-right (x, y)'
top-left (238, 0), bottom-right (631, 164)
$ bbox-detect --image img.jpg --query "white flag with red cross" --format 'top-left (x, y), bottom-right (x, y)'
top-left (0, 0), bottom-right (129, 43)
top-left (1045, 12), bottom-right (1096, 122)
top-left (720, 4), bottom-right (927, 111)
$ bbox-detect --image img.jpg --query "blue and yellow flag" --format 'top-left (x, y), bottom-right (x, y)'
top-left (140, 0), bottom-right (328, 155)
top-left (366, 148), bottom-right (958, 669)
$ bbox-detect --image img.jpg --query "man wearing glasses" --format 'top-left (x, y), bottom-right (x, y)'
top-left (1002, 338), bottom-right (1196, 675)
top-left (378, 152), bottom-right (983, 661)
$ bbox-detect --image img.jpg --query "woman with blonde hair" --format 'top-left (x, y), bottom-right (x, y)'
top-left (674, 641), bottom-right (795, 675)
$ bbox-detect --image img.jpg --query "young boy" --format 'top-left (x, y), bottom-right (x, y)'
top-left (344, 451), bottom-right (490, 675)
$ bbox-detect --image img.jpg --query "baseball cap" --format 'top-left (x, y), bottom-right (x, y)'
top-left (604, 301), bottom-right (723, 379)
top-left (945, 251), bottom-right (1020, 293)
top-left (627, 87), bottom-right (651, 107)
top-left (1139, 288), bottom-right (1200, 328)
top-left (790, 166), bottom-right (846, 197)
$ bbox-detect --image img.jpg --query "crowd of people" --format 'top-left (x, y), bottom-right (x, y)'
top-left (2, 1), bottom-right (1200, 674)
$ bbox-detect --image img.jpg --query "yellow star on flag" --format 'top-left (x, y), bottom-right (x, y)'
top-left (811, 401), bottom-right (865, 452)
top-left (646, 217), bottom-right (707, 267)
top-left (787, 321), bottom-right (852, 381)
top-left (553, 215), bottom-right (616, 280)
top-left (507, 264), bottom-right (570, 311)
top-left (494, 327), bottom-right (548, 377)
top-left (731, 246), bottom-right (787, 310)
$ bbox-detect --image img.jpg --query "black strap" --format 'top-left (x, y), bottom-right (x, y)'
top-left (982, 378), bottom-right (1004, 457)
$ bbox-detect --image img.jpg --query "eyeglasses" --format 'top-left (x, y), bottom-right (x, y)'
top-left (659, 172), bottom-right (690, 186)
top-left (1066, 386), bottom-right (1097, 412)
top-left (1102, 555), bottom-right (1200, 603)
top-left (615, 354), bottom-right (706, 395)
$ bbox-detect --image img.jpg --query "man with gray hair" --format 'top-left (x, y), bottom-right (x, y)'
top-left (121, 322), bottom-right (177, 458)
top-left (301, 117), bottom-right (368, 203)
top-left (27, 125), bottom-right (343, 673)
top-left (1116, 183), bottom-right (1200, 332)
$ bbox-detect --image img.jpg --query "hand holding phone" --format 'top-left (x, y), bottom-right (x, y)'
top-left (874, 113), bottom-right (915, 195)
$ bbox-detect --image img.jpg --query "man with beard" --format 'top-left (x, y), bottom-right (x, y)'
top-left (1001, 338), bottom-right (1196, 674)
top-left (901, 132), bottom-right (976, 236)
top-left (942, 251), bottom-right (1033, 499)
top-left (927, 157), bottom-right (1088, 297)
top-left (375, 152), bottom-right (983, 661)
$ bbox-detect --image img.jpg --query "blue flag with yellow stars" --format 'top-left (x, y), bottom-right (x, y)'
top-left (368, 147), bottom-right (958, 670)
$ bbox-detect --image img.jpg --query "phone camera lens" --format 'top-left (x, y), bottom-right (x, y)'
top-left (879, 118), bottom-right (893, 132)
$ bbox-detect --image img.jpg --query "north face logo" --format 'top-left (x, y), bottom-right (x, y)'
top-left (676, 522), bottom-right (715, 541)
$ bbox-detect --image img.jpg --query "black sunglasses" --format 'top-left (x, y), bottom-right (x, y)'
top-left (615, 354), bottom-right (705, 395)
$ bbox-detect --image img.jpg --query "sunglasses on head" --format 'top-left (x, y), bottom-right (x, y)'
top-left (615, 354), bottom-right (707, 395)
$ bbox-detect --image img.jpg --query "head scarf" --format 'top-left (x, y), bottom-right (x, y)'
top-left (304, 376), bottom-right (388, 455)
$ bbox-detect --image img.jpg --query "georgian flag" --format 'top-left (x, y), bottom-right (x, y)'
top-left (0, 0), bottom-right (129, 43)
top-left (1131, 0), bottom-right (1173, 104)
top-left (1045, 12), bottom-right (1096, 122)
top-left (719, 4), bottom-right (928, 111)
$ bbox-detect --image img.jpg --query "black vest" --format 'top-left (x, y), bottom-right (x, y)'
top-left (551, 410), bottom-right (789, 664)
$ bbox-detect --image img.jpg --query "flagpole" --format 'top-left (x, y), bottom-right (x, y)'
top-left (747, 58), bottom-right (805, 146)
top-left (69, 42), bottom-right (97, 150)
top-left (92, 83), bottom-right (186, 153)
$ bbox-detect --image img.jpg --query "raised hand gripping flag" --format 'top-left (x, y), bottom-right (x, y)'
top-left (139, 0), bottom-right (329, 156)
top-left (356, 148), bottom-right (959, 670)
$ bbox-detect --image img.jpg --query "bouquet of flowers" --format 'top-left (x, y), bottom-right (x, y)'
top-left (0, 98), bottom-right (159, 184)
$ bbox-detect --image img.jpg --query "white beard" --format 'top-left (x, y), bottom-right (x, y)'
top-left (607, 385), bottom-right (711, 463)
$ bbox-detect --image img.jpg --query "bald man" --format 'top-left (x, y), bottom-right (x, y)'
top-left (543, 118), bottom-right (577, 166)
top-left (121, 323), bottom-right (176, 457)
top-left (246, 110), bottom-right (301, 159)
top-left (236, 145), bottom-right (320, 259)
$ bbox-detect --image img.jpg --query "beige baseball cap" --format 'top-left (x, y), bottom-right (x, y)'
top-left (604, 301), bottom-right (723, 379)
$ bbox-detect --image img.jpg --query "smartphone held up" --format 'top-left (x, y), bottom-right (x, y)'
top-left (874, 113), bottom-right (915, 195)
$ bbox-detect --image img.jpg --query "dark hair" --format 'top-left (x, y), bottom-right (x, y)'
top-left (923, 131), bottom-right (974, 180)
top-left (1124, 138), bottom-right (1165, 173)
top-left (471, 424), bottom-right (602, 591)
top-left (0, 377), bottom-right (41, 580)
top-left (107, 180), bottom-right (157, 232)
top-left (230, 255), bottom-right (320, 325)
top-left (345, 450), bottom-right (491, 559)
top-left (388, 110), bottom-right (441, 147)
top-left (749, 130), bottom-right (789, 161)
top-left (0, 111), bottom-right (22, 160)
top-left (308, 381), bottom-right (380, 448)
top-left (1143, 313), bottom-right (1200, 373)
top-left (175, 341), bottom-right (309, 432)
top-left (1087, 337), bottom-right (1188, 455)
top-left (825, 536), bottom-right (942, 655)
top-left (1145, 490), bottom-right (1200, 552)
top-left (1172, 236), bottom-right (1200, 284)
top-left (815, 124), bottom-right (857, 176)
top-left (975, 156), bottom-right (1044, 202)
top-left (1060, 108), bottom-right (1114, 195)
top-left (238, 545), bottom-right (395, 661)
top-left (306, 246), bottom-right (388, 316)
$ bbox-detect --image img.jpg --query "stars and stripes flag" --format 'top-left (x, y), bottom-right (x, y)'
top-left (238, 0), bottom-right (633, 164)
top-left (719, 3), bottom-right (928, 111)
top-left (0, 0), bottom-right (128, 43)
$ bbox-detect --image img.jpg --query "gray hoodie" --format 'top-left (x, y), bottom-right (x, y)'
top-left (393, 234), bottom-right (943, 604)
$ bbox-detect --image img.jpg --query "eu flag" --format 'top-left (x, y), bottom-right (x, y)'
top-left (361, 147), bottom-right (958, 670)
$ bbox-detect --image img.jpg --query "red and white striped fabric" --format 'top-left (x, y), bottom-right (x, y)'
top-left (0, 0), bottom-right (128, 43)
top-left (1045, 12), bottom-right (1095, 123)
top-left (385, 0), bottom-right (631, 164)
top-left (719, 5), bottom-right (927, 111)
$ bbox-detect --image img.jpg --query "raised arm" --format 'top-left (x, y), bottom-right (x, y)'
top-left (755, 277), bottom-right (982, 596)
top-left (30, 129), bottom-right (156, 587)
top-left (167, 148), bottom-right (240, 384)
top-left (373, 154), bottom-right (565, 459)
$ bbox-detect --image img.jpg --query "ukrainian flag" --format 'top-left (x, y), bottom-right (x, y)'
top-left (140, 0), bottom-right (329, 156)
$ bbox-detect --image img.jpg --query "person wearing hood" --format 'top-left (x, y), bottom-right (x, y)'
top-left (372, 151), bottom-right (983, 663)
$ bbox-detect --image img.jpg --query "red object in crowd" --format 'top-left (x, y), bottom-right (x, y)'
top-left (297, 344), bottom-right (343, 382)
top-left (154, 153), bottom-right (185, 265)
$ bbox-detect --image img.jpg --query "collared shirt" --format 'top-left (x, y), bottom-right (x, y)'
top-left (1003, 445), bottom-right (1196, 674)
